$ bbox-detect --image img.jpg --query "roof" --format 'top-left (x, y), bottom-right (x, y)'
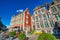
top-left (13, 12), bottom-right (23, 17)
top-left (33, 5), bottom-right (44, 11)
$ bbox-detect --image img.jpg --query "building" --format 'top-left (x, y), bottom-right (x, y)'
top-left (52, 0), bottom-right (60, 4)
top-left (0, 17), bottom-right (7, 31)
top-left (10, 8), bottom-right (31, 34)
top-left (31, 2), bottom-right (60, 34)
top-left (31, 14), bottom-right (35, 30)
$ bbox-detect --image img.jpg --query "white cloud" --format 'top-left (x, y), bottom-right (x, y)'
top-left (16, 9), bottom-right (23, 12)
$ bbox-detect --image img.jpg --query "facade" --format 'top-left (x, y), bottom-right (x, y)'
top-left (31, 2), bottom-right (60, 34)
top-left (9, 0), bottom-right (60, 35)
top-left (9, 8), bottom-right (31, 34)
top-left (52, 0), bottom-right (60, 4)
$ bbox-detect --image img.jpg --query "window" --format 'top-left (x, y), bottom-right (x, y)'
top-left (26, 19), bottom-right (28, 24)
top-left (16, 21), bottom-right (18, 24)
top-left (37, 23), bottom-right (40, 28)
top-left (38, 10), bottom-right (40, 13)
top-left (18, 15), bottom-right (20, 18)
top-left (43, 14), bottom-right (47, 20)
top-left (26, 15), bottom-right (28, 18)
top-left (17, 20), bottom-right (19, 24)
top-left (40, 22), bottom-right (44, 28)
top-left (35, 12), bottom-right (37, 14)
top-left (21, 19), bottom-right (23, 24)
top-left (41, 8), bottom-right (44, 12)
top-left (47, 30), bottom-right (51, 33)
top-left (57, 4), bottom-right (60, 10)
top-left (20, 15), bottom-right (21, 18)
top-left (47, 13), bottom-right (52, 18)
top-left (51, 6), bottom-right (57, 12)
top-left (35, 16), bottom-right (38, 22)
top-left (33, 17), bottom-right (35, 21)
top-left (19, 21), bottom-right (20, 24)
top-left (39, 15), bottom-right (42, 20)
top-left (49, 20), bottom-right (54, 27)
top-left (44, 21), bottom-right (49, 27)
top-left (13, 17), bottom-right (15, 20)
top-left (54, 14), bottom-right (60, 20)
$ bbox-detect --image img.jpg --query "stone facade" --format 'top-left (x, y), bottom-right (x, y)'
top-left (31, 2), bottom-right (60, 34)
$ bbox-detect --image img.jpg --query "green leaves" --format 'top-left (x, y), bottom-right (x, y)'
top-left (18, 33), bottom-right (26, 40)
top-left (30, 29), bottom-right (34, 34)
top-left (9, 31), bottom-right (15, 37)
top-left (38, 33), bottom-right (56, 40)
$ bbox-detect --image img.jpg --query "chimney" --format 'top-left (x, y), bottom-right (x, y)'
top-left (51, 1), bottom-right (54, 5)
top-left (45, 2), bottom-right (49, 10)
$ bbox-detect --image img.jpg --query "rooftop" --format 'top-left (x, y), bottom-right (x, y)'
top-left (12, 12), bottom-right (23, 17)
top-left (33, 5), bottom-right (44, 11)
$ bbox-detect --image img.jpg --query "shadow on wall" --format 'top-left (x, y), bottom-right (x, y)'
top-left (53, 21), bottom-right (60, 39)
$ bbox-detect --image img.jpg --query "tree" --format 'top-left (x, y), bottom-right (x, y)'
top-left (38, 33), bottom-right (56, 40)
top-left (9, 31), bottom-right (16, 37)
top-left (18, 33), bottom-right (26, 40)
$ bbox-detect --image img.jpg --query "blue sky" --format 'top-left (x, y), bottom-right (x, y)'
top-left (0, 0), bottom-right (52, 26)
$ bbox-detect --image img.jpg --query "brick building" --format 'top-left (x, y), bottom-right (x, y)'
top-left (9, 8), bottom-right (31, 34)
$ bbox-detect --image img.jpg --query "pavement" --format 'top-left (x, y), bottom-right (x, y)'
top-left (57, 39), bottom-right (60, 40)
top-left (0, 33), bottom-right (60, 40)
top-left (26, 34), bottom-right (39, 40)
top-left (26, 34), bottom-right (60, 40)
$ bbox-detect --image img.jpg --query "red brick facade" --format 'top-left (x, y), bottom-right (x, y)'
top-left (10, 8), bottom-right (31, 31)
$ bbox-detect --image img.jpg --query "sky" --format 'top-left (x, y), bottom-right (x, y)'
top-left (0, 0), bottom-right (52, 27)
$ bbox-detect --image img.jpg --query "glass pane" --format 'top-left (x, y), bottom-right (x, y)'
top-left (57, 4), bottom-right (60, 10)
top-left (49, 20), bottom-right (54, 27)
top-left (44, 21), bottom-right (49, 27)
top-left (38, 10), bottom-right (40, 13)
top-left (40, 22), bottom-right (44, 28)
top-left (37, 23), bottom-right (40, 28)
top-left (47, 13), bottom-right (52, 18)
top-left (35, 12), bottom-right (37, 14)
top-left (39, 15), bottom-right (42, 20)
top-left (51, 6), bottom-right (57, 12)
top-left (43, 14), bottom-right (47, 20)
top-left (41, 8), bottom-right (44, 12)
top-left (54, 14), bottom-right (60, 20)
top-left (36, 16), bottom-right (38, 22)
